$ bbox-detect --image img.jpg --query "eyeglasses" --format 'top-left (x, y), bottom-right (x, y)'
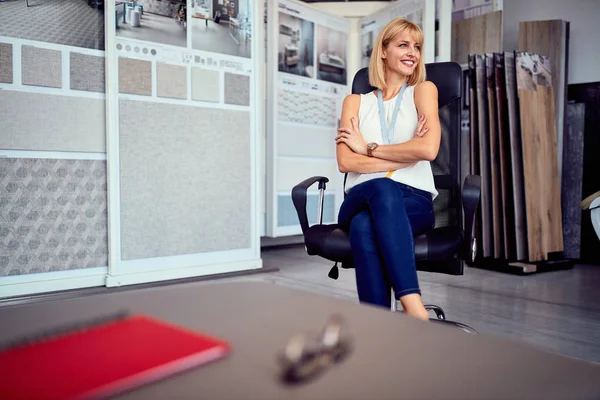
top-left (277, 313), bottom-right (352, 384)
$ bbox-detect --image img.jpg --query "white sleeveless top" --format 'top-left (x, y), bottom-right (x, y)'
top-left (344, 85), bottom-right (439, 200)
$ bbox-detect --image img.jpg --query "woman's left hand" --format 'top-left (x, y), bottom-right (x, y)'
top-left (336, 117), bottom-right (367, 155)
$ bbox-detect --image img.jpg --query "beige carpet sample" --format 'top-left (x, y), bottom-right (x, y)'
top-left (0, 42), bottom-right (12, 83)
top-left (0, 90), bottom-right (106, 152)
top-left (118, 57), bottom-right (152, 96)
top-left (224, 72), bottom-right (250, 106)
top-left (157, 62), bottom-right (187, 100)
top-left (21, 45), bottom-right (62, 88)
top-left (70, 52), bottom-right (105, 93)
top-left (191, 67), bottom-right (220, 102)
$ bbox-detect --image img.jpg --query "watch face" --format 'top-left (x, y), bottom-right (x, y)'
top-left (368, 143), bottom-right (378, 150)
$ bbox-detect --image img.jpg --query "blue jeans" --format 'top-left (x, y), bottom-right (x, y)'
top-left (338, 178), bottom-right (435, 309)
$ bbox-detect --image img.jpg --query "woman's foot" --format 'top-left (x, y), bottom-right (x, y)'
top-left (399, 293), bottom-right (430, 321)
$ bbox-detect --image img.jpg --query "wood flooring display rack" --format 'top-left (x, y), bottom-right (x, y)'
top-left (464, 19), bottom-right (572, 274)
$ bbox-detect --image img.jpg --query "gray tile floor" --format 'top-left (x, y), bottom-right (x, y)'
top-left (2, 244), bottom-right (598, 364)
top-left (0, 0), bottom-right (104, 50)
top-left (117, 12), bottom-right (186, 48)
top-left (191, 19), bottom-right (251, 59)
top-left (256, 245), bottom-right (600, 363)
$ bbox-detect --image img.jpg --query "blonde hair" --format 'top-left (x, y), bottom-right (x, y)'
top-left (368, 18), bottom-right (426, 89)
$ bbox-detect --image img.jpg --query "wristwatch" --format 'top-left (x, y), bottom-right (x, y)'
top-left (366, 142), bottom-right (379, 157)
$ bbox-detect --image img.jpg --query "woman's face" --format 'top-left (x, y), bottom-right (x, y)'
top-left (382, 30), bottom-right (421, 77)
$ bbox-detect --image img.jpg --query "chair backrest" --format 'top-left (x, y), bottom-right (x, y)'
top-left (350, 62), bottom-right (463, 230)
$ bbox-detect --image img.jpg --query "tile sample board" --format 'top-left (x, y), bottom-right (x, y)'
top-left (518, 20), bottom-right (569, 183)
top-left (119, 100), bottom-right (251, 260)
top-left (0, 90), bottom-right (106, 153)
top-left (0, 158), bottom-right (108, 276)
top-left (516, 52), bottom-right (563, 262)
top-left (451, 11), bottom-right (503, 65)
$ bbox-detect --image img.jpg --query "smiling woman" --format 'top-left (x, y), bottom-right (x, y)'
top-left (333, 18), bottom-right (440, 321)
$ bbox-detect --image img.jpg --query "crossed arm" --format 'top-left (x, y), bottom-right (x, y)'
top-left (335, 81), bottom-right (441, 174)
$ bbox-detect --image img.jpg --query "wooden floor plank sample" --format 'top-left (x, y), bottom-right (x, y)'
top-left (451, 11), bottom-right (503, 65)
top-left (476, 54), bottom-right (493, 258)
top-left (562, 103), bottom-right (585, 260)
top-left (486, 53), bottom-right (504, 259)
top-left (518, 20), bottom-right (569, 184)
top-left (494, 53), bottom-right (516, 261)
top-left (468, 54), bottom-right (482, 259)
top-left (504, 52), bottom-right (528, 261)
top-left (516, 52), bottom-right (564, 261)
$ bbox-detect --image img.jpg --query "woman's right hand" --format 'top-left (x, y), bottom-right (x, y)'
top-left (414, 115), bottom-right (429, 137)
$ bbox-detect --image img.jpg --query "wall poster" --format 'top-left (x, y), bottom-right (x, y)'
top-left (265, 0), bottom-right (350, 237)
top-left (104, 0), bottom-right (263, 286)
top-left (359, 0), bottom-right (435, 70)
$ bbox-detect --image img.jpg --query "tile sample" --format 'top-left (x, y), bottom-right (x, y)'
top-left (278, 89), bottom-right (337, 126)
top-left (0, 42), bottom-right (12, 83)
top-left (191, 67), bottom-right (219, 102)
top-left (0, 158), bottom-right (108, 276)
top-left (156, 62), bottom-right (187, 100)
top-left (119, 100), bottom-right (251, 260)
top-left (21, 45), bottom-right (62, 88)
top-left (70, 52), bottom-right (105, 93)
top-left (0, 90), bottom-right (106, 152)
top-left (224, 72), bottom-right (250, 106)
top-left (118, 57), bottom-right (152, 96)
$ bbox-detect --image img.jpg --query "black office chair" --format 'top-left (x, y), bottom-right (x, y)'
top-left (291, 62), bottom-right (481, 329)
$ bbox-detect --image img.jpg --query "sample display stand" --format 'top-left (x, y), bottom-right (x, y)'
top-left (467, 50), bottom-right (573, 275)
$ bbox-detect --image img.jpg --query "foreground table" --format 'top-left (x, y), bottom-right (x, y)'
top-left (1, 281), bottom-right (599, 399)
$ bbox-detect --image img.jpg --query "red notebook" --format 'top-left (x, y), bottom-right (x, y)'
top-left (0, 314), bottom-right (231, 399)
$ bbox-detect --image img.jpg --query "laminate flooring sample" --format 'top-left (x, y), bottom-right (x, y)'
top-left (504, 51), bottom-right (528, 261)
top-left (494, 53), bottom-right (516, 260)
top-left (518, 20), bottom-right (569, 182)
top-left (516, 52), bottom-right (564, 261)
top-left (486, 53), bottom-right (504, 259)
top-left (562, 103), bottom-right (585, 260)
top-left (476, 54), bottom-right (493, 258)
top-left (451, 11), bottom-right (503, 64)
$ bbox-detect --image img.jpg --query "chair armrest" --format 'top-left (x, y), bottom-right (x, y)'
top-left (462, 174), bottom-right (481, 263)
top-left (291, 176), bottom-right (330, 235)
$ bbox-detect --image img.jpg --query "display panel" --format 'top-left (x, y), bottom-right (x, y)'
top-left (106, 0), bottom-right (262, 283)
top-left (265, 0), bottom-right (350, 237)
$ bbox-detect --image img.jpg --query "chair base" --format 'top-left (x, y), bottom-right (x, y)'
top-left (429, 319), bottom-right (478, 334)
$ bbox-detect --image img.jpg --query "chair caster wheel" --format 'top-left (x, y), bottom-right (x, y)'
top-left (424, 304), bottom-right (446, 320)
